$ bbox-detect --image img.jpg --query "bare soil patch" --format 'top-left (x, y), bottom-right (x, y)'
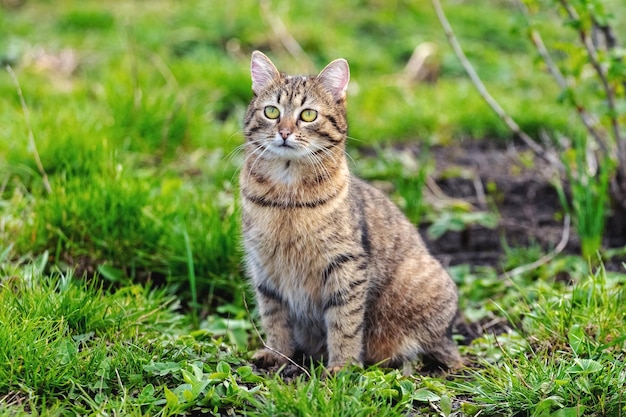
top-left (411, 140), bottom-right (626, 271)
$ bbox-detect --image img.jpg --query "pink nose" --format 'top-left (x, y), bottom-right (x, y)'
top-left (279, 128), bottom-right (291, 139)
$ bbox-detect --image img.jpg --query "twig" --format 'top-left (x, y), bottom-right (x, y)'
top-left (424, 176), bottom-right (475, 211)
top-left (593, 19), bottom-right (626, 98)
top-left (242, 290), bottom-right (312, 378)
top-left (500, 213), bottom-right (570, 279)
top-left (431, 0), bottom-right (563, 170)
top-left (557, 0), bottom-right (623, 149)
top-left (557, 0), bottom-right (626, 207)
top-left (259, 0), bottom-right (315, 73)
top-left (472, 172), bottom-right (487, 210)
top-left (6, 65), bottom-right (51, 194)
top-left (516, 0), bottom-right (607, 155)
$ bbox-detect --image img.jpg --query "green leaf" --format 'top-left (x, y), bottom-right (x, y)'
top-left (397, 379), bottom-right (415, 401)
top-left (440, 394), bottom-right (452, 416)
top-left (575, 375), bottom-right (593, 394)
top-left (138, 384), bottom-right (156, 402)
top-left (566, 358), bottom-right (603, 374)
top-left (143, 361), bottom-right (182, 376)
top-left (237, 366), bottom-right (264, 383)
top-left (97, 264), bottom-right (125, 283)
top-left (181, 369), bottom-right (198, 386)
top-left (568, 324), bottom-right (586, 355)
top-left (57, 340), bottom-right (78, 365)
top-left (216, 361), bottom-right (231, 374)
top-left (379, 388), bottom-right (400, 399)
top-left (412, 388), bottom-right (440, 402)
top-left (533, 396), bottom-right (564, 417)
top-left (164, 386), bottom-right (179, 407)
top-left (427, 211), bottom-right (498, 240)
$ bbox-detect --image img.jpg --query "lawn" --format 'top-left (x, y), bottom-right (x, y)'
top-left (1, 0), bottom-right (625, 415)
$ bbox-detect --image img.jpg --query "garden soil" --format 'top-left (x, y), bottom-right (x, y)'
top-left (412, 139), bottom-right (626, 272)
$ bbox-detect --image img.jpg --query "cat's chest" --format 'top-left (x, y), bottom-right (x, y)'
top-left (254, 227), bottom-right (326, 280)
top-left (245, 213), bottom-right (332, 301)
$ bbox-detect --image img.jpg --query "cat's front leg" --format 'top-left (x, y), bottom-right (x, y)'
top-left (252, 280), bottom-right (295, 368)
top-left (322, 259), bottom-right (369, 373)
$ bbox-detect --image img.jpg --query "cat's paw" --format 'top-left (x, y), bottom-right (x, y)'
top-left (326, 365), bottom-right (344, 376)
top-left (325, 360), bottom-right (361, 377)
top-left (252, 349), bottom-right (289, 369)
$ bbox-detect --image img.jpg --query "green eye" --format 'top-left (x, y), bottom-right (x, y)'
top-left (264, 105), bottom-right (280, 120)
top-left (300, 109), bottom-right (318, 122)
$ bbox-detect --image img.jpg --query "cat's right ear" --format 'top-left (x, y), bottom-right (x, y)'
top-left (251, 51), bottom-right (280, 95)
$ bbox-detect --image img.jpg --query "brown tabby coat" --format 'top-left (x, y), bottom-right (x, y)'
top-left (240, 51), bottom-right (461, 373)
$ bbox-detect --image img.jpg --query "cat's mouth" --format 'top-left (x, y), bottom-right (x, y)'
top-left (268, 144), bottom-right (304, 159)
top-left (272, 134), bottom-right (296, 148)
top-left (267, 135), bottom-right (307, 158)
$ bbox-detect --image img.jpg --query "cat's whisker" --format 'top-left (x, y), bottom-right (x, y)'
top-left (346, 135), bottom-right (364, 144)
top-left (344, 150), bottom-right (357, 168)
top-left (224, 142), bottom-right (250, 166)
top-left (344, 136), bottom-right (363, 167)
top-left (224, 129), bottom-right (244, 147)
top-left (306, 147), bottom-right (336, 194)
top-left (245, 141), bottom-right (273, 185)
top-left (304, 150), bottom-right (333, 194)
top-left (229, 146), bottom-right (255, 184)
top-left (227, 140), bottom-right (266, 181)
top-left (308, 142), bottom-right (343, 174)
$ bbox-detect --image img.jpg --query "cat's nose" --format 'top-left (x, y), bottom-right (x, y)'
top-left (279, 128), bottom-right (292, 140)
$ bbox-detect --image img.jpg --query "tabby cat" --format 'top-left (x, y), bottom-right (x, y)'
top-left (240, 51), bottom-right (461, 373)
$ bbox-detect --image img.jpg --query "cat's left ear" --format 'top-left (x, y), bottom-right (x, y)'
top-left (317, 58), bottom-right (350, 101)
top-left (251, 51), bottom-right (281, 95)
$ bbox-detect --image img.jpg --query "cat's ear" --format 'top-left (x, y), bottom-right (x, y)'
top-left (317, 58), bottom-right (350, 101)
top-left (251, 51), bottom-right (280, 95)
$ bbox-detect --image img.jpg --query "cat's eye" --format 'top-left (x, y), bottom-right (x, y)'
top-left (300, 109), bottom-right (318, 122)
top-left (263, 105), bottom-right (280, 120)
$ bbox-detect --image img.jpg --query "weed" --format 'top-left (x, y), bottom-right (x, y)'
top-left (250, 367), bottom-right (451, 417)
top-left (557, 134), bottom-right (612, 261)
top-left (459, 266), bottom-right (626, 416)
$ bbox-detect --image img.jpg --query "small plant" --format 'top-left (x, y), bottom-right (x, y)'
top-left (556, 134), bottom-right (612, 259)
top-left (457, 267), bottom-right (626, 416)
top-left (433, 0), bottom-right (625, 259)
top-left (250, 367), bottom-right (453, 417)
top-left (519, 0), bottom-right (625, 260)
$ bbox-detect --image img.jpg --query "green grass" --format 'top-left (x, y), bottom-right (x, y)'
top-left (1, 0), bottom-right (625, 415)
top-left (1, 250), bottom-right (623, 415)
top-left (457, 267), bottom-right (626, 416)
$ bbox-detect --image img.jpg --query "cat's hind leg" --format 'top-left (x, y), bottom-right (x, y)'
top-left (420, 336), bottom-right (463, 373)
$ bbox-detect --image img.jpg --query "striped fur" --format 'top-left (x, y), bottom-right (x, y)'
top-left (240, 51), bottom-right (461, 373)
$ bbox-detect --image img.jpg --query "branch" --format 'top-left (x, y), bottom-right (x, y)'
top-left (6, 65), bottom-right (51, 194)
top-left (516, 0), bottom-right (607, 156)
top-left (557, 0), bottom-right (623, 150)
top-left (431, 0), bottom-right (563, 170)
top-left (593, 19), bottom-right (626, 96)
top-left (500, 213), bottom-right (570, 279)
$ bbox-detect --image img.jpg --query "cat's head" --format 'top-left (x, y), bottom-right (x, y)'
top-left (244, 51), bottom-right (350, 161)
